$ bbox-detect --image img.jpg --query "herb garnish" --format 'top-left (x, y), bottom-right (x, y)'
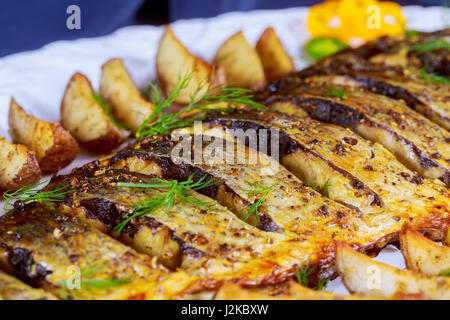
top-left (323, 87), bottom-right (348, 99)
top-left (408, 37), bottom-right (450, 55)
top-left (114, 174), bottom-right (217, 236)
top-left (58, 264), bottom-right (132, 299)
top-left (405, 30), bottom-right (420, 39)
top-left (242, 181), bottom-right (277, 225)
top-left (295, 260), bottom-right (329, 290)
top-left (2, 181), bottom-right (76, 212)
top-left (308, 178), bottom-right (332, 194)
top-left (439, 268), bottom-right (450, 277)
top-left (419, 63), bottom-right (450, 85)
top-left (135, 71), bottom-right (265, 138)
top-left (93, 93), bottom-right (129, 130)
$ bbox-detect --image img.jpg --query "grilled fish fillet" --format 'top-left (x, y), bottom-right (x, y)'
top-left (57, 135), bottom-right (445, 283)
top-left (0, 270), bottom-right (57, 300)
top-left (0, 202), bottom-right (207, 299)
top-left (332, 29), bottom-right (450, 76)
top-left (194, 110), bottom-right (449, 234)
top-left (47, 169), bottom-right (312, 286)
top-left (256, 80), bottom-right (450, 185)
top-left (296, 32), bottom-right (450, 130)
top-left (52, 154), bottom-right (365, 285)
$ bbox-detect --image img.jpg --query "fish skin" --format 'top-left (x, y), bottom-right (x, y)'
top-left (195, 110), bottom-right (449, 236)
top-left (0, 201), bottom-right (210, 299)
top-left (255, 79), bottom-right (450, 185)
top-left (0, 270), bottom-right (57, 300)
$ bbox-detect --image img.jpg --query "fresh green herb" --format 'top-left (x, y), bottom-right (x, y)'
top-left (305, 37), bottom-right (348, 61)
top-left (439, 268), bottom-right (450, 277)
top-left (320, 178), bottom-right (332, 194)
top-left (307, 178), bottom-right (332, 194)
top-left (324, 87), bottom-right (348, 99)
top-left (405, 30), bottom-right (420, 39)
top-left (419, 63), bottom-right (450, 85)
top-left (58, 264), bottom-right (132, 299)
top-left (114, 174), bottom-right (217, 236)
top-left (2, 181), bottom-right (77, 211)
top-left (93, 93), bottom-right (129, 130)
top-left (295, 261), bottom-right (328, 290)
top-left (408, 37), bottom-right (450, 55)
top-left (241, 181), bottom-right (277, 225)
top-left (135, 71), bottom-right (265, 138)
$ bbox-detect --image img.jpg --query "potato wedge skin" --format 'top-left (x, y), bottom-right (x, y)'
top-left (400, 224), bottom-right (450, 276)
top-left (256, 27), bottom-right (295, 81)
top-left (214, 31), bottom-right (265, 90)
top-left (100, 58), bottom-right (155, 134)
top-left (0, 137), bottom-right (41, 192)
top-left (8, 98), bottom-right (78, 173)
top-left (156, 26), bottom-right (222, 105)
top-left (61, 73), bottom-right (126, 153)
top-left (336, 242), bottom-right (450, 299)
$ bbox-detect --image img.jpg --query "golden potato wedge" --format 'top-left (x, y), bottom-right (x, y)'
top-left (214, 31), bottom-right (265, 90)
top-left (0, 137), bottom-right (41, 193)
top-left (156, 26), bottom-right (225, 105)
top-left (336, 242), bottom-right (450, 299)
top-left (256, 27), bottom-right (295, 81)
top-left (61, 73), bottom-right (126, 153)
top-left (8, 98), bottom-right (78, 173)
top-left (400, 224), bottom-right (450, 276)
top-left (100, 58), bottom-right (155, 134)
top-left (215, 281), bottom-right (362, 300)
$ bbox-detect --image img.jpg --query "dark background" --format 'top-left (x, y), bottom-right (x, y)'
top-left (0, 0), bottom-right (445, 57)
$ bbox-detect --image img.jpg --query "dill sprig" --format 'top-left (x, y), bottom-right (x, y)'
top-left (241, 181), bottom-right (277, 225)
top-left (439, 268), bottom-right (450, 277)
top-left (307, 177), bottom-right (332, 194)
top-left (295, 261), bottom-right (329, 290)
top-left (405, 30), bottom-right (420, 39)
top-left (323, 87), bottom-right (348, 99)
top-left (135, 71), bottom-right (265, 138)
top-left (93, 93), bottom-right (129, 130)
top-left (58, 264), bottom-right (133, 299)
top-left (2, 181), bottom-right (77, 212)
top-left (408, 37), bottom-right (450, 55)
top-left (114, 174), bottom-right (217, 236)
top-left (419, 63), bottom-right (450, 85)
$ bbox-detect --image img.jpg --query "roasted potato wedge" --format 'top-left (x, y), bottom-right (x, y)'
top-left (61, 72), bottom-right (126, 153)
top-left (256, 27), bottom-right (295, 81)
top-left (215, 281), bottom-right (361, 300)
top-left (0, 137), bottom-right (41, 193)
top-left (400, 224), bottom-right (450, 277)
top-left (100, 58), bottom-right (155, 134)
top-left (156, 26), bottom-right (225, 105)
top-left (336, 242), bottom-right (450, 299)
top-left (214, 31), bottom-right (265, 90)
top-left (8, 98), bottom-right (78, 173)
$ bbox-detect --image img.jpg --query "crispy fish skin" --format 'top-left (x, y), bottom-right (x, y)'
top-left (295, 31), bottom-right (450, 130)
top-left (256, 80), bottom-right (450, 185)
top-left (47, 169), bottom-right (310, 286)
top-left (83, 136), bottom-right (446, 282)
top-left (52, 163), bottom-right (361, 285)
top-left (0, 270), bottom-right (57, 300)
top-left (196, 110), bottom-right (449, 237)
top-left (0, 202), bottom-right (208, 300)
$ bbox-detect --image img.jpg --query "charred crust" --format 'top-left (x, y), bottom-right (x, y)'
top-left (204, 116), bottom-right (383, 208)
top-left (8, 247), bottom-right (52, 288)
